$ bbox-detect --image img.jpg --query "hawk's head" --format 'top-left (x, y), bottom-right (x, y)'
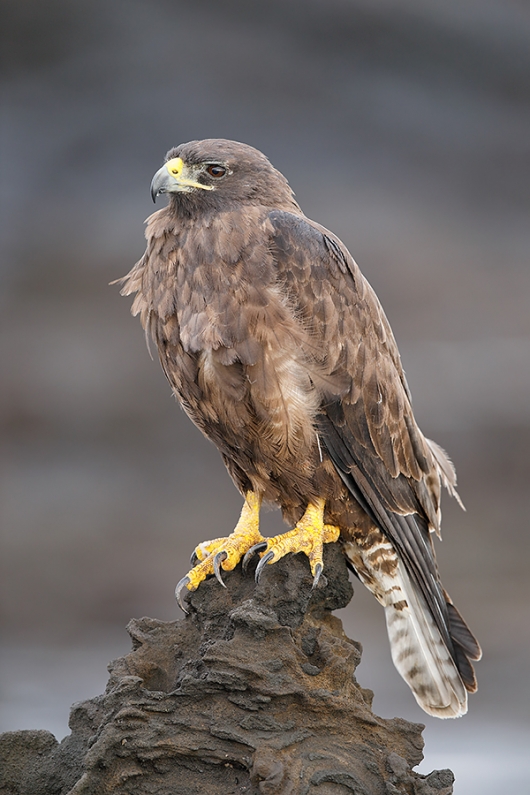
top-left (150, 138), bottom-right (299, 212)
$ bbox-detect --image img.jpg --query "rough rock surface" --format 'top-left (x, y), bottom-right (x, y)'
top-left (0, 544), bottom-right (454, 794)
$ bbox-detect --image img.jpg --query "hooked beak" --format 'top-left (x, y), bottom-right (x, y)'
top-left (150, 165), bottom-right (171, 202)
top-left (150, 157), bottom-right (214, 202)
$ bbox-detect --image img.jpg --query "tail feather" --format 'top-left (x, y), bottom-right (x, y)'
top-left (384, 562), bottom-right (468, 718)
top-left (343, 539), bottom-right (477, 718)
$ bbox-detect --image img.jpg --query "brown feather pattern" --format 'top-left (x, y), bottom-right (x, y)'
top-left (119, 139), bottom-right (480, 717)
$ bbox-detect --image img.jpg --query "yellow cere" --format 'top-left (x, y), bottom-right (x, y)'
top-left (165, 157), bottom-right (184, 176)
top-left (165, 157), bottom-right (214, 190)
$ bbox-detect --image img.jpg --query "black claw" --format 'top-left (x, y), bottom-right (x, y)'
top-left (213, 551), bottom-right (227, 587)
top-left (255, 551), bottom-right (275, 583)
top-left (190, 550), bottom-right (199, 567)
top-left (242, 541), bottom-right (268, 573)
top-left (312, 562), bottom-right (323, 590)
top-left (175, 576), bottom-right (191, 613)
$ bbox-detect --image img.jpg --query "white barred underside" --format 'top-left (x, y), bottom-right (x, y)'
top-left (343, 539), bottom-right (467, 718)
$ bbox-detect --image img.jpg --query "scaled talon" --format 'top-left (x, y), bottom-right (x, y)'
top-left (250, 498), bottom-right (340, 585)
top-left (175, 576), bottom-right (191, 613)
top-left (179, 496), bottom-right (339, 601)
top-left (213, 552), bottom-right (228, 587)
top-left (312, 562), bottom-right (323, 590)
top-left (242, 541), bottom-right (268, 573)
top-left (255, 551), bottom-right (275, 583)
top-left (176, 491), bottom-right (264, 601)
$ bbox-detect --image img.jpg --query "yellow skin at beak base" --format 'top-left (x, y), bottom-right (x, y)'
top-left (165, 157), bottom-right (214, 191)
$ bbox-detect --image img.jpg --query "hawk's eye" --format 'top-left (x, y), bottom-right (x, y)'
top-left (206, 165), bottom-right (227, 178)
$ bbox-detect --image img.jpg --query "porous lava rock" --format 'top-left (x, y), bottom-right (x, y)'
top-left (0, 544), bottom-right (454, 794)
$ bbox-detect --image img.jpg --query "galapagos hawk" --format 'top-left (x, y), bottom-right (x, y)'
top-left (119, 139), bottom-right (481, 718)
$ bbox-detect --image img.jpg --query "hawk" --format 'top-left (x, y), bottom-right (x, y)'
top-left (119, 139), bottom-right (481, 718)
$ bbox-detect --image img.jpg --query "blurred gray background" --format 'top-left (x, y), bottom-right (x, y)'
top-left (1, 0), bottom-right (529, 791)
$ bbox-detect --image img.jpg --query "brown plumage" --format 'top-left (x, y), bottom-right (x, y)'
top-left (119, 138), bottom-right (481, 718)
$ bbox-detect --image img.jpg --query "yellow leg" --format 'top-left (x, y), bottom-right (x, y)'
top-left (176, 491), bottom-right (264, 611)
top-left (252, 497), bottom-right (340, 587)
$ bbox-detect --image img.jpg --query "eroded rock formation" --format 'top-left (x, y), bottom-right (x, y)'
top-left (0, 544), bottom-right (454, 794)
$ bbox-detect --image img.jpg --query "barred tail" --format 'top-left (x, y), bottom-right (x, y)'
top-left (344, 540), bottom-right (481, 719)
top-left (384, 563), bottom-right (468, 718)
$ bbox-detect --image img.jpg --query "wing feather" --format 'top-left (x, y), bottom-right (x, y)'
top-left (268, 209), bottom-right (463, 656)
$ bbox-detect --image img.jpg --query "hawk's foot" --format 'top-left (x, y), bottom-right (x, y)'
top-left (245, 498), bottom-right (340, 588)
top-left (176, 491), bottom-right (263, 611)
